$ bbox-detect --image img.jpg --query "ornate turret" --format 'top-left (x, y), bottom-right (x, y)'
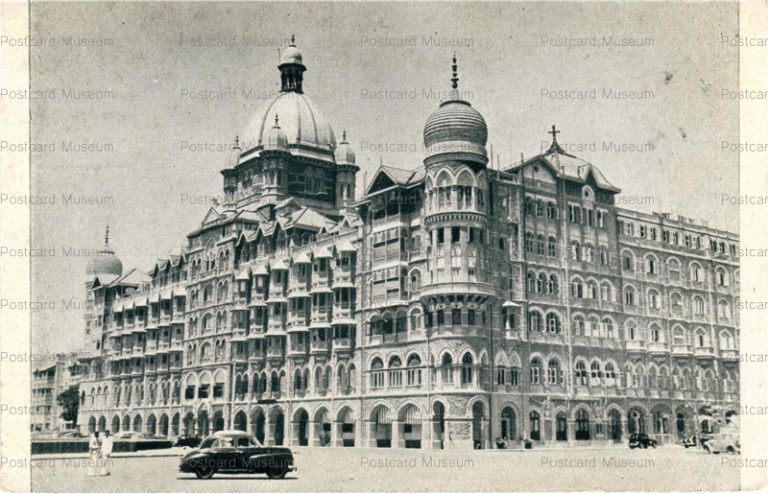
top-left (423, 55), bottom-right (488, 167)
top-left (279, 35), bottom-right (306, 93)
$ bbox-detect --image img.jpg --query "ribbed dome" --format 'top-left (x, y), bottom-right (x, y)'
top-left (86, 247), bottom-right (123, 281)
top-left (424, 93), bottom-right (487, 148)
top-left (241, 91), bottom-right (336, 160)
top-left (334, 131), bottom-right (356, 165)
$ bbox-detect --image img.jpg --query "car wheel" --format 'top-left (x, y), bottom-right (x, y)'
top-left (726, 447), bottom-right (736, 455)
top-left (642, 443), bottom-right (648, 449)
top-left (195, 465), bottom-right (216, 479)
top-left (267, 465), bottom-right (288, 480)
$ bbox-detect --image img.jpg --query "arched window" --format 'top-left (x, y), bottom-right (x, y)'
top-left (572, 315), bottom-right (585, 336)
top-left (624, 286), bottom-right (636, 306)
top-left (646, 255), bottom-right (658, 274)
top-left (547, 237), bottom-right (557, 257)
top-left (599, 247), bottom-right (609, 266)
top-left (587, 280), bottom-right (598, 299)
top-left (388, 356), bottom-right (403, 388)
top-left (600, 282), bottom-right (613, 302)
top-left (690, 263), bottom-right (703, 282)
top-left (441, 353), bottom-right (453, 383)
top-left (406, 355), bottom-right (422, 387)
top-left (571, 241), bottom-right (581, 261)
top-left (530, 358), bottom-right (542, 384)
top-left (370, 358), bottom-right (385, 389)
top-left (547, 274), bottom-right (558, 295)
top-left (570, 278), bottom-right (584, 299)
top-left (461, 353), bottom-right (474, 385)
top-left (547, 360), bottom-right (561, 386)
top-left (622, 251), bottom-right (634, 271)
top-left (528, 311), bottom-right (543, 332)
top-left (590, 361), bottom-right (602, 385)
top-left (648, 290), bottom-right (660, 309)
top-left (537, 273), bottom-right (546, 293)
top-left (574, 361), bottom-right (588, 385)
top-left (602, 318), bottom-right (615, 338)
top-left (693, 296), bottom-right (706, 316)
top-left (546, 313), bottom-right (560, 334)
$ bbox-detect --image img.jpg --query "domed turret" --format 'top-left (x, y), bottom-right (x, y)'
top-left (280, 36), bottom-right (303, 65)
top-left (334, 130), bottom-right (356, 166)
top-left (263, 115), bottom-right (289, 151)
top-left (86, 226), bottom-right (123, 282)
top-left (423, 55), bottom-right (488, 166)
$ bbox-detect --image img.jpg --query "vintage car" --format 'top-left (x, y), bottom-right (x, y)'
top-left (173, 435), bottom-right (202, 449)
top-left (628, 433), bottom-right (658, 449)
top-left (702, 433), bottom-right (740, 455)
top-left (179, 430), bottom-right (296, 479)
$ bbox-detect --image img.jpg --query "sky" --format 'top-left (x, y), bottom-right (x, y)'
top-left (27, 2), bottom-right (739, 354)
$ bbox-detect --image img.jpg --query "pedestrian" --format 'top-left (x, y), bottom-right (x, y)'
top-left (99, 430), bottom-right (114, 476)
top-left (87, 431), bottom-right (100, 477)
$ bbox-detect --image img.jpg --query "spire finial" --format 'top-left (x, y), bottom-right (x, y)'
top-left (549, 125), bottom-right (560, 145)
top-left (451, 53), bottom-right (459, 89)
top-left (342, 130), bottom-right (347, 142)
top-left (274, 114), bottom-right (280, 127)
top-left (235, 135), bottom-right (240, 147)
top-left (291, 34), bottom-right (295, 45)
top-left (104, 225), bottom-right (110, 246)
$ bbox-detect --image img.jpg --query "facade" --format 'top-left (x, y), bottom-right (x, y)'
top-left (31, 354), bottom-right (87, 432)
top-left (76, 41), bottom-right (739, 449)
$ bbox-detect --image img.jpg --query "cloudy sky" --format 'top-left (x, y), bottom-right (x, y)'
top-left (28, 2), bottom-right (738, 354)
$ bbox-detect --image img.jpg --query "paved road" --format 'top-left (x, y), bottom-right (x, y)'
top-left (31, 446), bottom-right (740, 492)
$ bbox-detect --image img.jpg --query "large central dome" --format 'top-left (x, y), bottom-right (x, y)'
top-left (241, 91), bottom-right (336, 158)
top-left (239, 38), bottom-right (336, 161)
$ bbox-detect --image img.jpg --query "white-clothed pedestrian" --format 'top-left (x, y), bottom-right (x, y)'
top-left (99, 430), bottom-right (114, 476)
top-left (87, 431), bottom-right (100, 477)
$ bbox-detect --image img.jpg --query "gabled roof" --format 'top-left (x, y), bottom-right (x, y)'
top-left (364, 165), bottom-right (425, 196)
top-left (201, 207), bottom-right (222, 226)
top-left (507, 146), bottom-right (620, 193)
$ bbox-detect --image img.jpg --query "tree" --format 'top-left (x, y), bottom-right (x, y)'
top-left (57, 385), bottom-right (79, 426)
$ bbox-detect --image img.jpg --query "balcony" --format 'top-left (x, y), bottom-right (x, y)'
top-left (310, 274), bottom-right (332, 292)
top-left (267, 319), bottom-right (286, 333)
top-left (288, 343), bottom-right (308, 358)
top-left (332, 304), bottom-right (354, 321)
top-left (249, 349), bottom-right (266, 362)
top-left (648, 342), bottom-right (668, 355)
top-left (266, 346), bottom-right (284, 360)
top-left (310, 309), bottom-right (332, 327)
top-left (231, 328), bottom-right (247, 342)
top-left (287, 284), bottom-right (310, 299)
top-left (672, 344), bottom-right (693, 357)
top-left (333, 268), bottom-right (355, 286)
top-left (310, 339), bottom-right (331, 355)
top-left (694, 346), bottom-right (716, 359)
top-left (720, 349), bottom-right (739, 361)
top-left (332, 337), bottom-right (352, 353)
top-left (624, 340), bottom-right (645, 353)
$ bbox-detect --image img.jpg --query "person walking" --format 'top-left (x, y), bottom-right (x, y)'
top-left (87, 431), bottom-right (101, 477)
top-left (99, 430), bottom-right (114, 476)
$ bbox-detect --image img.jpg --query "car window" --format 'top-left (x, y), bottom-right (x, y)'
top-left (216, 438), bottom-right (234, 448)
top-left (250, 437), bottom-right (261, 447)
top-left (236, 437), bottom-right (250, 448)
top-left (200, 438), bottom-right (216, 449)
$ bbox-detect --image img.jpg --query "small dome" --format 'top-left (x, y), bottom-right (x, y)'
top-left (87, 228), bottom-right (123, 281)
top-left (263, 115), bottom-right (289, 151)
top-left (334, 130), bottom-right (356, 165)
top-left (280, 44), bottom-right (303, 65)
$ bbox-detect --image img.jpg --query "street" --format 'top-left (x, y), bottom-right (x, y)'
top-left (31, 445), bottom-right (740, 492)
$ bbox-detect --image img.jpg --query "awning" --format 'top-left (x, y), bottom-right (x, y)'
top-left (270, 259), bottom-right (289, 270)
top-left (253, 265), bottom-right (269, 276)
top-left (314, 246), bottom-right (333, 259)
top-left (401, 405), bottom-right (422, 425)
top-left (335, 240), bottom-right (356, 253)
top-left (502, 301), bottom-right (521, 308)
top-left (235, 269), bottom-right (251, 281)
top-left (292, 252), bottom-right (311, 264)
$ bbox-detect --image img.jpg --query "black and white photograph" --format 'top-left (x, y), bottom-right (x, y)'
top-left (2, 1), bottom-right (767, 492)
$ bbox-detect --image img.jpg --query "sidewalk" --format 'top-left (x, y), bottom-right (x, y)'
top-left (32, 446), bottom-right (188, 461)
